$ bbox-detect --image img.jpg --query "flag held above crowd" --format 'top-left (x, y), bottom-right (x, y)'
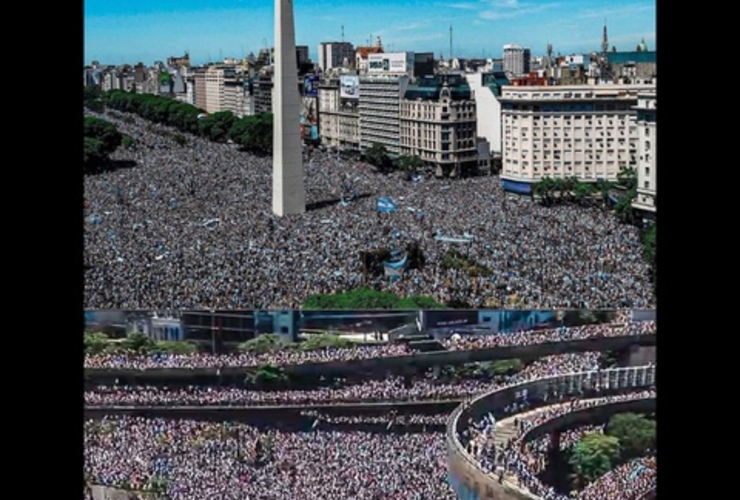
top-left (376, 197), bottom-right (398, 213)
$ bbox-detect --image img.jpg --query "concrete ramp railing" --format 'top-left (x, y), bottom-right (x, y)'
top-left (446, 365), bottom-right (656, 500)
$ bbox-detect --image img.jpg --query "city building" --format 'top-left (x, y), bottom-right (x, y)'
top-left (252, 72), bottom-right (274, 114)
top-left (355, 38), bottom-right (384, 74)
top-left (358, 73), bottom-right (409, 156)
top-left (499, 83), bottom-right (655, 193)
top-left (399, 74), bottom-right (478, 177)
top-left (465, 71), bottom-right (510, 168)
top-left (607, 48), bottom-right (657, 82)
top-left (167, 52), bottom-right (191, 69)
top-left (503, 44), bottom-right (531, 78)
top-left (318, 41), bottom-right (355, 72)
top-left (192, 68), bottom-right (207, 110)
top-left (631, 90), bottom-right (656, 217)
top-left (318, 76), bottom-right (360, 152)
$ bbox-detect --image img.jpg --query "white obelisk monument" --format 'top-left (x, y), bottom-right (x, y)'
top-left (272, 0), bottom-right (306, 216)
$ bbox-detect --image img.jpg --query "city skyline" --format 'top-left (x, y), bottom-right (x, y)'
top-left (84, 0), bottom-right (656, 66)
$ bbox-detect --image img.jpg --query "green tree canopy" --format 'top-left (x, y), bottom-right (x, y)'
top-left (300, 333), bottom-right (354, 351)
top-left (364, 142), bottom-right (390, 169)
top-left (606, 413), bottom-right (656, 460)
top-left (229, 113), bottom-right (273, 153)
top-left (568, 433), bottom-right (621, 487)
top-left (396, 154), bottom-right (423, 172)
top-left (238, 333), bottom-right (284, 354)
top-left (303, 287), bottom-right (445, 310)
top-left (245, 365), bottom-right (290, 388)
top-left (84, 116), bottom-right (123, 172)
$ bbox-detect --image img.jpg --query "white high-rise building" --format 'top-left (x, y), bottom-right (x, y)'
top-left (318, 42), bottom-right (355, 72)
top-left (503, 44), bottom-right (531, 77)
top-left (359, 74), bottom-right (409, 156)
top-left (499, 84), bottom-right (655, 193)
top-left (632, 91), bottom-right (657, 215)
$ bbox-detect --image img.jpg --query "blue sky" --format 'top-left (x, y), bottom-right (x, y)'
top-left (84, 0), bottom-right (656, 66)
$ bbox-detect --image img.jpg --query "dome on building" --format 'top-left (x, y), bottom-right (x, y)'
top-left (637, 38), bottom-right (648, 52)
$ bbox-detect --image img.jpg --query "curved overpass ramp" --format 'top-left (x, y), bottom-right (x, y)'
top-left (84, 332), bottom-right (656, 381)
top-left (446, 365), bottom-right (655, 500)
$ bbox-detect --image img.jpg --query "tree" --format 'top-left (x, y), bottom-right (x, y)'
top-left (364, 142), bottom-right (390, 170)
top-left (574, 181), bottom-right (595, 206)
top-left (300, 333), bottom-right (353, 351)
top-left (238, 334), bottom-right (283, 354)
top-left (121, 332), bottom-right (157, 354)
top-left (303, 287), bottom-right (445, 310)
top-left (84, 116), bottom-right (124, 172)
top-left (84, 332), bottom-right (111, 355)
top-left (606, 413), bottom-right (656, 460)
top-left (151, 340), bottom-right (198, 355)
top-left (229, 113), bottom-right (273, 154)
top-left (199, 111), bottom-right (237, 142)
top-left (245, 365), bottom-right (290, 388)
top-left (616, 167), bottom-right (637, 191)
top-left (568, 433), bottom-right (621, 488)
top-left (483, 358), bottom-right (523, 376)
top-left (396, 154), bottom-right (423, 173)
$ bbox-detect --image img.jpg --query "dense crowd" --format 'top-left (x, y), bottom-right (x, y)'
top-left (298, 411), bottom-right (449, 426)
top-left (579, 456), bottom-right (656, 500)
top-left (443, 320), bottom-right (655, 350)
top-left (84, 319), bottom-right (653, 370)
top-left (463, 390), bottom-right (656, 500)
top-left (85, 352), bottom-right (601, 406)
top-left (84, 416), bottom-right (456, 499)
top-left (84, 111), bottom-right (654, 310)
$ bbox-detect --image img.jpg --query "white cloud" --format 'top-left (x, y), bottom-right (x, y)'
top-left (448, 2), bottom-right (479, 9)
top-left (479, 2), bottom-right (559, 20)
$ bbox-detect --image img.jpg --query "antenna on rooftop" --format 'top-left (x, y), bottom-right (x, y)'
top-left (342, 25), bottom-right (345, 43)
top-left (450, 25), bottom-right (453, 63)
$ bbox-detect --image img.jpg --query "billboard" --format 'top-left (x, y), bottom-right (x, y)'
top-left (340, 75), bottom-right (359, 99)
top-left (303, 75), bottom-right (319, 97)
top-left (368, 52), bottom-right (410, 73)
top-left (423, 310), bottom-right (479, 329)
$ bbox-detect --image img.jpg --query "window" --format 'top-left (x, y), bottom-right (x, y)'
top-left (644, 180), bottom-right (650, 189)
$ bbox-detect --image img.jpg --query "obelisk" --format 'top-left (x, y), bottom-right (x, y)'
top-left (272, 0), bottom-right (306, 216)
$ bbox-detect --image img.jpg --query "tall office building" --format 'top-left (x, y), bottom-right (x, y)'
top-left (272, 0), bottom-right (306, 216)
top-left (318, 77), bottom-right (360, 152)
top-left (503, 44), bottom-right (531, 77)
top-left (359, 74), bottom-right (409, 156)
top-left (499, 84), bottom-right (655, 193)
top-left (631, 91), bottom-right (657, 216)
top-left (318, 42), bottom-right (355, 72)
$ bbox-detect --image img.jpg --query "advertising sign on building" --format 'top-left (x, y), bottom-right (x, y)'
top-left (340, 75), bottom-right (360, 99)
top-left (367, 52), bottom-right (411, 74)
top-left (303, 75), bottom-right (320, 97)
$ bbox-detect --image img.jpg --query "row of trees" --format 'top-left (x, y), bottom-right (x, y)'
top-left (531, 169), bottom-right (638, 223)
top-left (84, 331), bottom-right (198, 356)
top-left (568, 412), bottom-right (656, 489)
top-left (87, 88), bottom-right (274, 154)
top-left (364, 143), bottom-right (425, 174)
top-left (302, 287), bottom-right (446, 310)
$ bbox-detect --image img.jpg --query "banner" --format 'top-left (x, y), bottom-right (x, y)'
top-left (303, 75), bottom-right (319, 97)
top-left (376, 197), bottom-right (398, 213)
top-left (340, 75), bottom-right (359, 99)
top-left (383, 253), bottom-right (407, 279)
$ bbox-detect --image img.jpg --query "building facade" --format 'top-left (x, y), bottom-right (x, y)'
top-left (465, 72), bottom-right (509, 163)
top-left (192, 69), bottom-right (207, 111)
top-left (503, 44), bottom-right (531, 77)
top-left (318, 42), bottom-right (355, 72)
top-left (399, 75), bottom-right (478, 177)
top-left (358, 74), bottom-right (409, 156)
top-left (631, 91), bottom-right (656, 216)
top-left (499, 84), bottom-right (655, 193)
top-left (318, 78), bottom-right (360, 151)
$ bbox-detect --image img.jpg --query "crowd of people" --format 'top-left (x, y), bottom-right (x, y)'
top-left (461, 390), bottom-right (656, 500)
top-left (84, 352), bottom-right (601, 406)
top-left (579, 456), bottom-right (656, 500)
top-left (443, 320), bottom-right (655, 351)
top-left (84, 111), bottom-right (654, 310)
top-left (84, 416), bottom-right (457, 499)
top-left (83, 319), bottom-right (653, 371)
